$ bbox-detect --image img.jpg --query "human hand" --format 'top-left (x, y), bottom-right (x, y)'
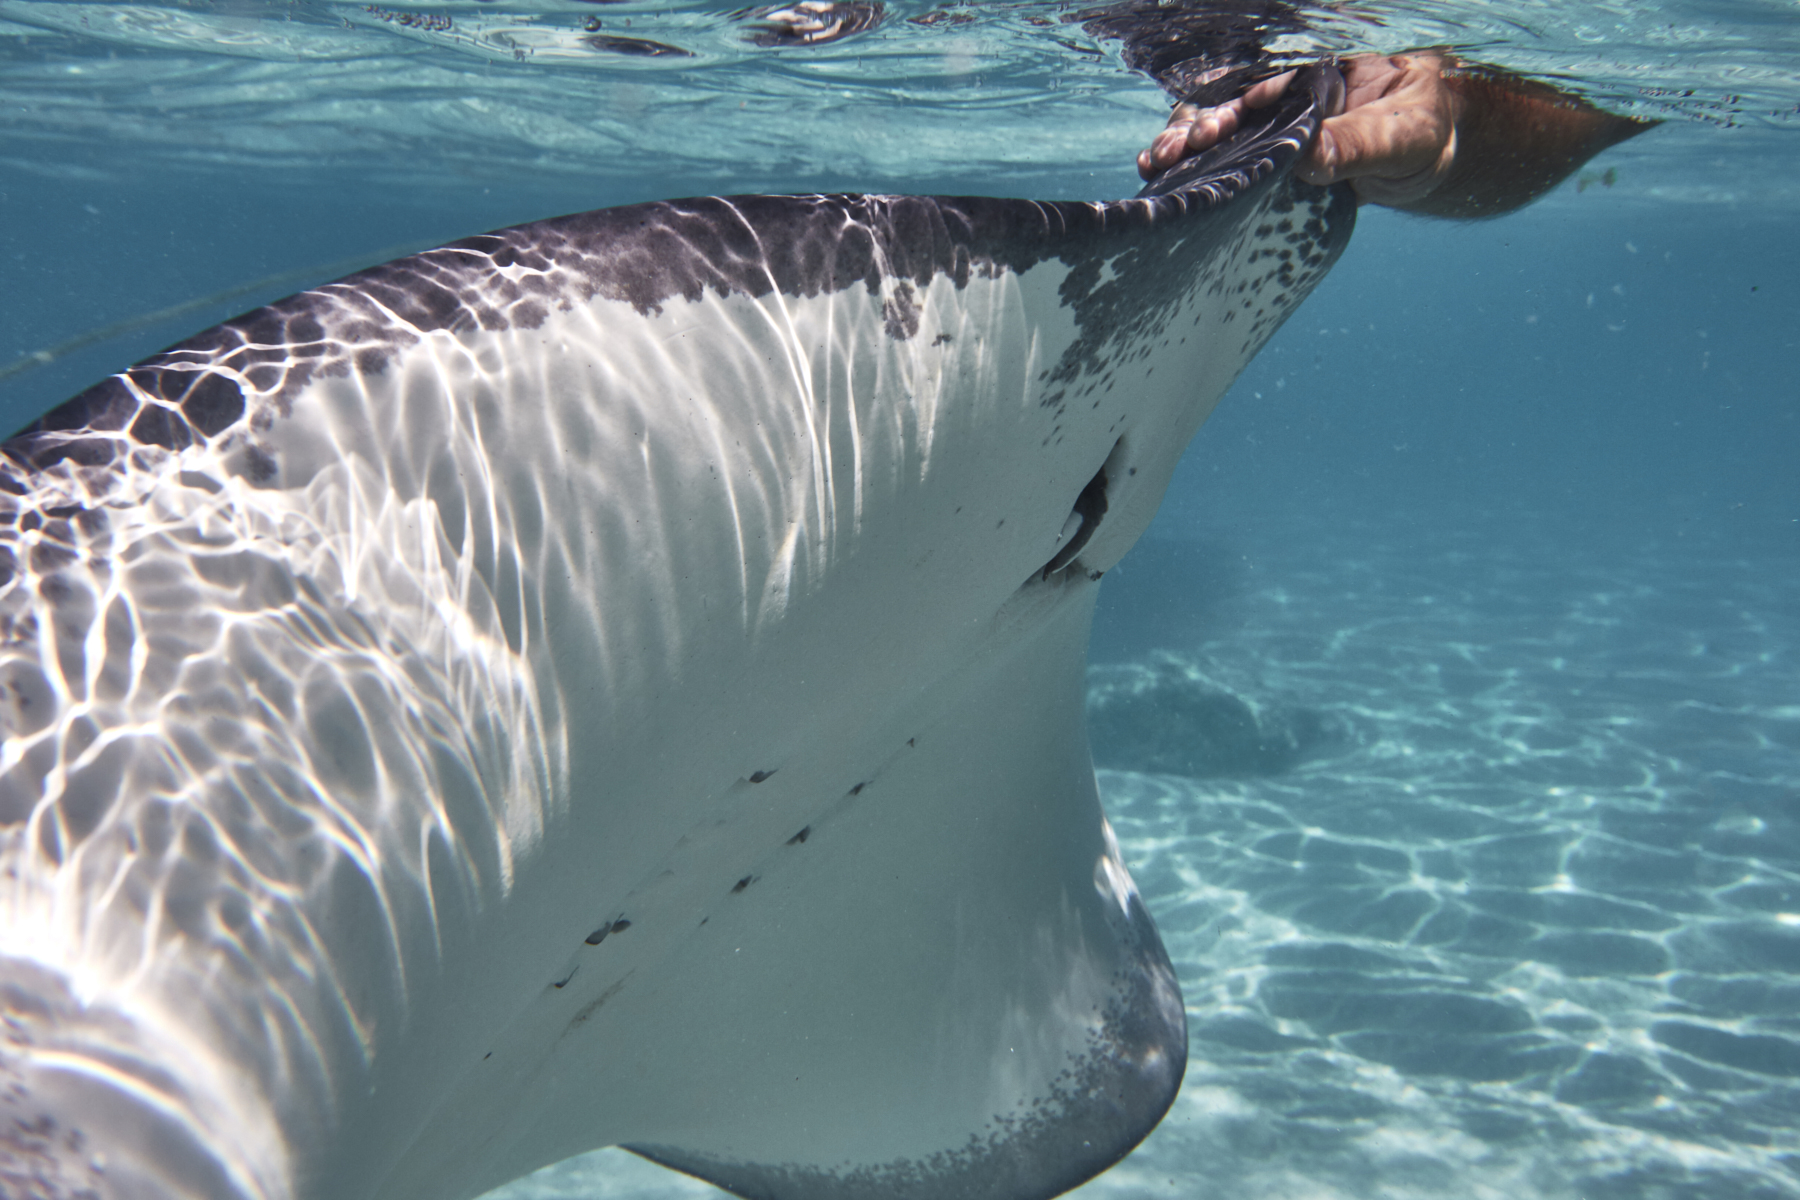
top-left (1137, 54), bottom-right (1463, 209)
top-left (1296, 53), bottom-right (1461, 205)
top-left (1136, 70), bottom-right (1297, 181)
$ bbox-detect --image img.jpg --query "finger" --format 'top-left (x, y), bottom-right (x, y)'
top-left (1241, 69), bottom-right (1296, 110)
top-left (1296, 108), bottom-right (1400, 187)
top-left (1146, 123), bottom-right (1194, 172)
top-left (1293, 124), bottom-right (1340, 186)
top-left (1295, 84), bottom-right (1452, 192)
top-left (1141, 68), bottom-right (1303, 182)
top-left (1341, 128), bottom-right (1456, 206)
top-left (1185, 102), bottom-right (1242, 154)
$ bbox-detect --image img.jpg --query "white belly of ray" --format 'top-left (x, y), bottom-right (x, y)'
top-left (0, 159), bottom-right (1347, 1199)
top-left (309, 258), bottom-right (1163, 1193)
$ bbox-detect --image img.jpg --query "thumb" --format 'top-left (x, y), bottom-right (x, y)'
top-left (1295, 125), bottom-right (1341, 185)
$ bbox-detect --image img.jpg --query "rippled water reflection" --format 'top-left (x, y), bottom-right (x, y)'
top-left (1, 0), bottom-right (1796, 196)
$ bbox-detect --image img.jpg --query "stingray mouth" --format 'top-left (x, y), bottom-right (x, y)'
top-left (1041, 463), bottom-right (1109, 580)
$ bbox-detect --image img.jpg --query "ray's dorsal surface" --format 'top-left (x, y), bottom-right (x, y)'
top-left (0, 62), bottom-right (1352, 1200)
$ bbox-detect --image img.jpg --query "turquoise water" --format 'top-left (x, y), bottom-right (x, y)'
top-left (3, 2), bottom-right (1796, 1198)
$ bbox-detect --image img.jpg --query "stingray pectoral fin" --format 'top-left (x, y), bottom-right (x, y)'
top-left (598, 591), bottom-right (1183, 1200)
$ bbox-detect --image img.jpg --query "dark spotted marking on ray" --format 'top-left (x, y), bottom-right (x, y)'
top-left (584, 917), bottom-right (632, 946)
top-left (882, 281), bottom-right (920, 340)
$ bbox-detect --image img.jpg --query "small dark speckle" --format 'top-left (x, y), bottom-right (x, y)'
top-left (1088, 569), bottom-right (1104, 581)
top-left (244, 445), bottom-right (278, 483)
top-left (732, 875), bottom-right (755, 893)
top-left (933, 332), bottom-right (953, 346)
top-left (553, 967), bottom-right (577, 989)
top-left (787, 826), bottom-right (811, 845)
top-left (483, 1052), bottom-right (492, 1060)
top-left (1128, 467), bottom-right (1138, 476)
top-left (748, 769), bottom-right (776, 784)
top-left (907, 737), bottom-right (916, 748)
top-left (848, 783), bottom-right (866, 796)
top-left (610, 918), bottom-right (631, 934)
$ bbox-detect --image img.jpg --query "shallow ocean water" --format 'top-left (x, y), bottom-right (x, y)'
top-left (2, 1), bottom-right (1796, 1198)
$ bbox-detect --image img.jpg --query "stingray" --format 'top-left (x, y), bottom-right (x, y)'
top-left (0, 54), bottom-right (1353, 1200)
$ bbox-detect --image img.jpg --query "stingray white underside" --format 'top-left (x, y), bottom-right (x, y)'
top-left (285, 242), bottom-right (1213, 1200)
top-left (0, 179), bottom-right (1336, 1200)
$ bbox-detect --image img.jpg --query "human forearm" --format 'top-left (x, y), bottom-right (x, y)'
top-left (1378, 63), bottom-right (1653, 218)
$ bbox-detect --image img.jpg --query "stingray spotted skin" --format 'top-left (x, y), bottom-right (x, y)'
top-left (0, 68), bottom-right (1351, 1200)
